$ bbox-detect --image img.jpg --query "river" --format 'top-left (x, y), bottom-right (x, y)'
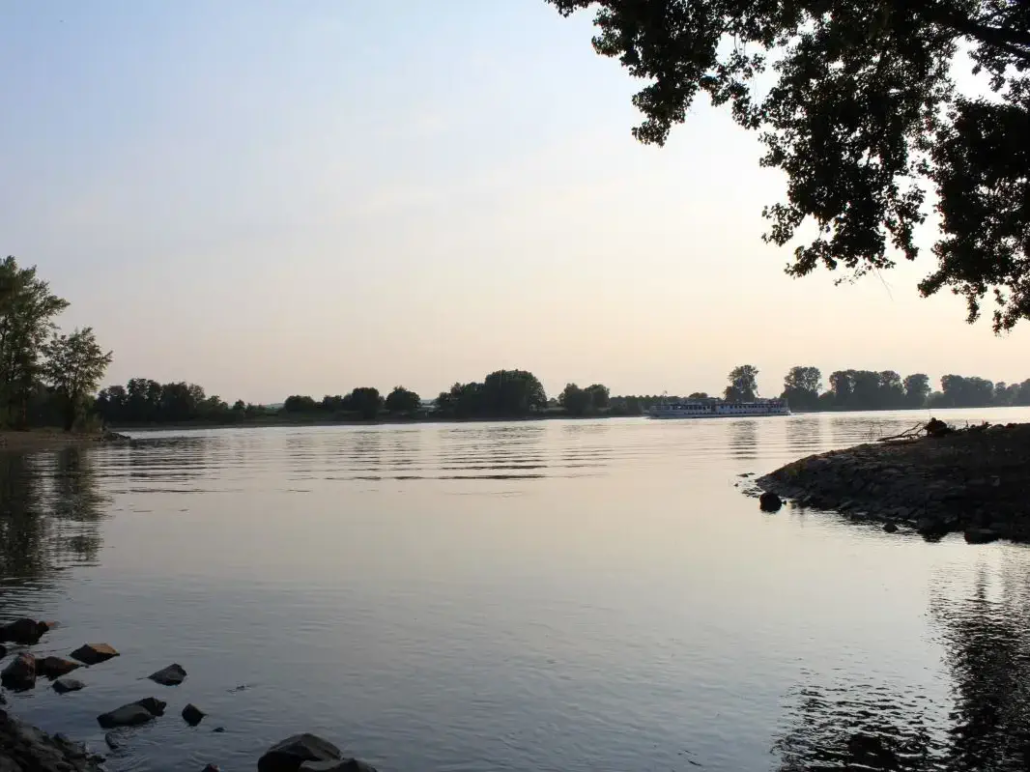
top-left (2, 408), bottom-right (1030, 771)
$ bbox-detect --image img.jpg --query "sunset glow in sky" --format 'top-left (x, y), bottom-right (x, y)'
top-left (3, 2), bottom-right (1027, 403)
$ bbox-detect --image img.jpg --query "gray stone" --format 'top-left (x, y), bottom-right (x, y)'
top-left (182, 703), bottom-right (205, 726)
top-left (0, 644), bottom-right (6, 661)
top-left (36, 656), bottom-right (81, 680)
top-left (964, 528), bottom-right (1001, 544)
top-left (148, 663), bottom-right (186, 686)
top-left (300, 761), bottom-right (379, 772)
top-left (97, 704), bottom-right (155, 729)
top-left (883, 523), bottom-right (899, 533)
top-left (53, 677), bottom-right (86, 694)
top-left (1, 653), bottom-right (36, 691)
top-left (258, 734), bottom-right (342, 772)
top-left (70, 643), bottom-right (119, 666)
top-left (133, 697), bottom-right (166, 716)
top-left (105, 732), bottom-right (123, 751)
top-left (0, 618), bottom-right (47, 645)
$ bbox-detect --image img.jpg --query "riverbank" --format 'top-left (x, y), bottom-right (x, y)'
top-left (0, 709), bottom-right (104, 772)
top-left (755, 421), bottom-right (1030, 541)
top-left (0, 430), bottom-right (129, 454)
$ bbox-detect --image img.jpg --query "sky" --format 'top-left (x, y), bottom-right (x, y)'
top-left (2, 2), bottom-right (1027, 404)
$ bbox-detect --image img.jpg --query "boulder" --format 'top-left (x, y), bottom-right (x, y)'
top-left (0, 618), bottom-right (47, 645)
top-left (916, 518), bottom-right (949, 539)
top-left (36, 656), bottom-right (81, 679)
top-left (97, 703), bottom-right (155, 729)
top-left (883, 522), bottom-right (899, 533)
top-left (70, 643), bottom-right (119, 666)
top-left (759, 491), bottom-right (783, 512)
top-left (0, 644), bottom-right (6, 660)
top-left (53, 676), bottom-right (86, 694)
top-left (202, 767), bottom-right (220, 772)
top-left (300, 760), bottom-right (379, 772)
top-left (134, 697), bottom-right (167, 716)
top-left (182, 703), bottom-right (206, 726)
top-left (964, 528), bottom-right (1001, 545)
top-left (148, 663), bottom-right (187, 686)
top-left (258, 734), bottom-right (342, 772)
top-left (105, 732), bottom-right (124, 751)
top-left (1, 652), bottom-right (36, 691)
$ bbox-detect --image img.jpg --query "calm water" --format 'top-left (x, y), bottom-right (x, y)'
top-left (3, 409), bottom-right (1030, 771)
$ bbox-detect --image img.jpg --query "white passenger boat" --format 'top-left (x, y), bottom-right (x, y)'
top-left (649, 397), bottom-right (790, 418)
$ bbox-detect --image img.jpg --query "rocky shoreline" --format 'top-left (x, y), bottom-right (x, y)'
top-left (0, 617), bottom-right (377, 772)
top-left (754, 421), bottom-right (1030, 542)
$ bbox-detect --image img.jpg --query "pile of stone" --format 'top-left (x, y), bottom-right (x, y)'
top-left (1, 618), bottom-right (382, 772)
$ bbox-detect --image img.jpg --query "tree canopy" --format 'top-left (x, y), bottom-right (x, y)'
top-left (42, 328), bottom-right (113, 430)
top-left (725, 364), bottom-right (760, 401)
top-left (546, 0), bottom-right (1030, 331)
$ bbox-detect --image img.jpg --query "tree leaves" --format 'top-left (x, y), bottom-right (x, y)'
top-left (547, 0), bottom-right (1030, 329)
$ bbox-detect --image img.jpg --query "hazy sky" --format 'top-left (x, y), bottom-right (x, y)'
top-left (2, 2), bottom-right (1027, 403)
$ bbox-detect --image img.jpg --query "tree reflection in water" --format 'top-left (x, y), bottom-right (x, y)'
top-left (775, 557), bottom-right (1030, 771)
top-left (0, 448), bottom-right (108, 583)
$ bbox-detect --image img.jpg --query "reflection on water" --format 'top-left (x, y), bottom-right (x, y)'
top-left (775, 557), bottom-right (1030, 771)
top-left (0, 449), bottom-right (107, 613)
top-left (1, 409), bottom-right (1030, 772)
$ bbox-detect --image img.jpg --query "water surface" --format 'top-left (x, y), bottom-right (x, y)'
top-left (3, 409), bottom-right (1030, 771)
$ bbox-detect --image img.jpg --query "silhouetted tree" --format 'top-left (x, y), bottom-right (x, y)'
top-left (547, 0), bottom-right (1030, 330)
top-left (904, 373), bottom-right (932, 408)
top-left (41, 328), bottom-right (112, 430)
top-left (782, 366), bottom-right (822, 411)
top-left (343, 387), bottom-right (383, 420)
top-left (559, 383), bottom-right (591, 416)
top-left (283, 395), bottom-right (318, 413)
top-left (385, 386), bottom-right (421, 414)
top-left (481, 369), bottom-right (547, 415)
top-left (725, 365), bottom-right (759, 401)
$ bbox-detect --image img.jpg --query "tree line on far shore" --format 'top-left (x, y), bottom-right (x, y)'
top-left (92, 364), bottom-right (1030, 428)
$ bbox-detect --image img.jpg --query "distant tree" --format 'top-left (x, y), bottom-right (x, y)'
top-left (546, 0), bottom-right (1030, 331)
top-left (283, 395), bottom-right (318, 413)
top-left (559, 383), bottom-right (591, 416)
top-left (344, 387), bottom-right (383, 420)
top-left (321, 394), bottom-right (346, 412)
top-left (938, 374), bottom-right (996, 407)
top-left (41, 327), bottom-right (112, 430)
top-left (481, 370), bottom-right (547, 415)
top-left (687, 392), bottom-right (709, 399)
top-left (878, 371), bottom-right (905, 408)
top-left (724, 365), bottom-right (759, 402)
top-left (903, 374), bottom-right (932, 408)
top-left (385, 386), bottom-right (421, 414)
top-left (585, 383), bottom-right (610, 411)
top-left (829, 371), bottom-right (854, 407)
top-left (851, 371), bottom-right (882, 409)
top-left (782, 366), bottom-right (822, 411)
top-left (232, 399), bottom-right (246, 412)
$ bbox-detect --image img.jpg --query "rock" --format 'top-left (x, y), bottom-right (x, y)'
top-left (202, 766), bottom-right (221, 772)
top-left (36, 656), bottom-right (81, 679)
top-left (258, 734), bottom-right (342, 772)
top-left (105, 732), bottom-right (123, 751)
top-left (70, 643), bottom-right (120, 666)
top-left (53, 676), bottom-right (86, 694)
top-left (133, 697), bottom-right (167, 716)
top-left (148, 663), bottom-right (187, 686)
top-left (182, 703), bottom-right (206, 726)
top-left (97, 703), bottom-right (156, 729)
top-left (964, 528), bottom-right (1001, 544)
top-left (0, 618), bottom-right (47, 645)
top-left (212, 726), bottom-right (226, 733)
top-left (916, 517), bottom-right (949, 539)
top-left (1, 652), bottom-right (36, 691)
top-left (0, 644), bottom-right (6, 660)
top-left (0, 710), bottom-right (104, 771)
top-left (883, 522), bottom-right (899, 533)
top-left (300, 760), bottom-right (379, 772)
top-left (759, 491), bottom-right (783, 512)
